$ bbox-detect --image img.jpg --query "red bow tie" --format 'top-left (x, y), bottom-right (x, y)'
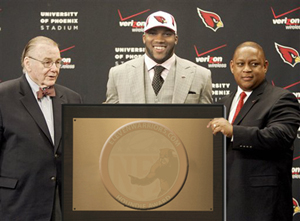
top-left (37, 86), bottom-right (56, 100)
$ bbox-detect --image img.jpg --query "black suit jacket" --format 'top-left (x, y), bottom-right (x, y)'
top-left (0, 75), bottom-right (82, 221)
top-left (221, 80), bottom-right (300, 221)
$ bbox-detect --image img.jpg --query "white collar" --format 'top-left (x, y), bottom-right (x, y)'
top-left (144, 54), bottom-right (176, 71)
top-left (25, 73), bottom-right (40, 100)
top-left (236, 86), bottom-right (252, 98)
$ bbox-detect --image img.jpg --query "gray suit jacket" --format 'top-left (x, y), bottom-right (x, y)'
top-left (105, 55), bottom-right (212, 103)
top-left (0, 75), bottom-right (82, 221)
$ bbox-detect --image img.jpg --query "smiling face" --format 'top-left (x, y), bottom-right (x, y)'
top-left (143, 27), bottom-right (178, 64)
top-left (230, 44), bottom-right (268, 91)
top-left (24, 41), bottom-right (61, 88)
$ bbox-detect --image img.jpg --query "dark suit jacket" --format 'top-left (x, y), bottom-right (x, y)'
top-left (221, 80), bottom-right (300, 221)
top-left (0, 75), bottom-right (82, 221)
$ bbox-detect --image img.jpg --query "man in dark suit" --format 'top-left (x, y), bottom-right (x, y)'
top-left (0, 36), bottom-right (82, 221)
top-left (207, 41), bottom-right (300, 221)
top-left (105, 11), bottom-right (212, 104)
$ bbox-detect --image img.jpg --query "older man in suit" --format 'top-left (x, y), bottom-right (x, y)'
top-left (208, 41), bottom-right (300, 221)
top-left (0, 36), bottom-right (82, 221)
top-left (105, 11), bottom-right (212, 104)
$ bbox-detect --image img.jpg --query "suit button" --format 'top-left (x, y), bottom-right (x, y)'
top-left (54, 154), bottom-right (59, 158)
top-left (51, 176), bottom-right (56, 181)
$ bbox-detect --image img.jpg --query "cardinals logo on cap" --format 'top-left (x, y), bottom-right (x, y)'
top-left (293, 198), bottom-right (300, 216)
top-left (197, 8), bottom-right (224, 32)
top-left (275, 42), bottom-right (300, 67)
top-left (154, 16), bottom-right (167, 24)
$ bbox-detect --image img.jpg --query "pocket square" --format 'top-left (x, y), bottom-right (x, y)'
top-left (188, 91), bottom-right (196, 94)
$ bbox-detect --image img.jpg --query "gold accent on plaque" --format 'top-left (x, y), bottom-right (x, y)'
top-left (73, 118), bottom-right (213, 211)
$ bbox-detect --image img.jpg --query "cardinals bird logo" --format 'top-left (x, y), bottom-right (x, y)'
top-left (154, 16), bottom-right (167, 24)
top-left (197, 8), bottom-right (224, 32)
top-left (275, 42), bottom-right (300, 67)
top-left (293, 198), bottom-right (300, 216)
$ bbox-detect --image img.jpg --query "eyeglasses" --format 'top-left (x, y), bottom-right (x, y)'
top-left (28, 56), bottom-right (63, 68)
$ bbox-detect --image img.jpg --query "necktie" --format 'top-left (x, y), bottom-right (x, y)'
top-left (37, 86), bottom-right (56, 100)
top-left (231, 91), bottom-right (247, 124)
top-left (152, 65), bottom-right (165, 95)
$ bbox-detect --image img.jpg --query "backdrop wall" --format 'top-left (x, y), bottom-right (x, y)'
top-left (0, 0), bottom-right (299, 218)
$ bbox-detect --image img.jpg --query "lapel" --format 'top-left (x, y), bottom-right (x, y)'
top-left (172, 56), bottom-right (195, 103)
top-left (223, 91), bottom-right (236, 119)
top-left (19, 75), bottom-right (54, 147)
top-left (129, 56), bottom-right (146, 103)
top-left (52, 88), bottom-right (64, 152)
top-left (233, 80), bottom-right (267, 125)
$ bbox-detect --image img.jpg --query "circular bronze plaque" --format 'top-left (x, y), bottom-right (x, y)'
top-left (100, 120), bottom-right (189, 210)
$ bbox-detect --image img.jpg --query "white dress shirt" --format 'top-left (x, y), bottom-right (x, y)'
top-left (144, 54), bottom-right (176, 82)
top-left (228, 86), bottom-right (252, 124)
top-left (25, 73), bottom-right (55, 144)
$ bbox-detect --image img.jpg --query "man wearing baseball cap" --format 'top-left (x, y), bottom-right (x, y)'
top-left (105, 11), bottom-right (212, 104)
